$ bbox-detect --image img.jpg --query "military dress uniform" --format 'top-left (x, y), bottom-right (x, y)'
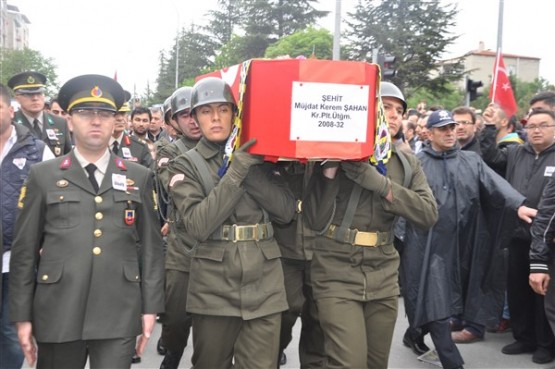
top-left (9, 74), bottom-right (165, 369)
top-left (303, 150), bottom-right (438, 368)
top-left (155, 135), bottom-right (199, 363)
top-left (9, 151), bottom-right (165, 367)
top-left (273, 162), bottom-right (325, 368)
top-left (111, 133), bottom-right (153, 169)
top-left (13, 110), bottom-right (72, 157)
top-left (168, 137), bottom-right (294, 369)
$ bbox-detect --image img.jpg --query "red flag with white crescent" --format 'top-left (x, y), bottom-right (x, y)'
top-left (489, 49), bottom-right (518, 117)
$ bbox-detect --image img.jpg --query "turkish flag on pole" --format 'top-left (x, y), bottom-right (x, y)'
top-left (489, 49), bottom-right (518, 117)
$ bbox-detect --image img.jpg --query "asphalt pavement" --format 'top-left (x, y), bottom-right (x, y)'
top-left (128, 297), bottom-right (550, 369)
top-left (22, 297), bottom-right (553, 368)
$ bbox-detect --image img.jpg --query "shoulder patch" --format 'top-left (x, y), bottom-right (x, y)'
top-left (169, 173), bottom-right (185, 188)
top-left (158, 157), bottom-right (169, 167)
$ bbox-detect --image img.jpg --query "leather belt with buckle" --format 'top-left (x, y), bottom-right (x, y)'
top-left (323, 224), bottom-right (393, 247)
top-left (219, 223), bottom-right (274, 242)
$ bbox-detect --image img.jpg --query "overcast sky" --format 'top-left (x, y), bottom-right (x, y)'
top-left (11, 0), bottom-right (554, 99)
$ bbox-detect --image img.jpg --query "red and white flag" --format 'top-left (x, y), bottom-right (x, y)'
top-left (489, 49), bottom-right (518, 117)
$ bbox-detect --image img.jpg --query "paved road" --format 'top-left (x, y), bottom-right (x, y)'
top-left (130, 297), bottom-right (547, 369)
top-left (22, 297), bottom-right (550, 368)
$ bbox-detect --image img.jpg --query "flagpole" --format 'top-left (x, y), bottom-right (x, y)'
top-left (491, 48), bottom-right (501, 102)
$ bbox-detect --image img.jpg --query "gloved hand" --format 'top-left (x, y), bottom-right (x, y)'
top-left (341, 161), bottom-right (390, 197)
top-left (320, 160), bottom-right (340, 179)
top-left (227, 139), bottom-right (264, 184)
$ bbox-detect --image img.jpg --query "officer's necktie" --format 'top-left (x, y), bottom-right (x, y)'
top-left (85, 163), bottom-right (99, 193)
top-left (112, 141), bottom-right (119, 155)
top-left (33, 119), bottom-right (42, 137)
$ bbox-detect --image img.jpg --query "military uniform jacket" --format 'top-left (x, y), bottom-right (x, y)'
top-left (115, 133), bottom-right (153, 169)
top-left (14, 110), bottom-right (72, 157)
top-left (168, 137), bottom-right (293, 320)
top-left (272, 162), bottom-right (316, 261)
top-left (156, 135), bottom-right (198, 272)
top-left (9, 151), bottom-right (165, 343)
top-left (304, 151), bottom-right (438, 302)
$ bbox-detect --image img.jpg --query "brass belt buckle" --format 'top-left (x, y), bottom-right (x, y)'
top-left (354, 231), bottom-right (378, 247)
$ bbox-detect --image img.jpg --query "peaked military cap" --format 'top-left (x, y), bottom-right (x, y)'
top-left (8, 71), bottom-right (47, 94)
top-left (58, 74), bottom-right (125, 113)
top-left (118, 90), bottom-right (132, 113)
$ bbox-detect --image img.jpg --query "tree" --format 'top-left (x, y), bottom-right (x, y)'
top-left (214, 34), bottom-right (269, 69)
top-left (153, 25), bottom-right (218, 101)
top-left (203, 0), bottom-right (245, 47)
top-left (265, 27), bottom-right (333, 59)
top-left (345, 0), bottom-right (464, 97)
top-left (0, 47), bottom-right (59, 96)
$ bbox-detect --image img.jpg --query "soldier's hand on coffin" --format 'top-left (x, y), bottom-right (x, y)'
top-left (228, 139), bottom-right (264, 184)
top-left (341, 160), bottom-right (390, 197)
top-left (321, 160), bottom-right (339, 179)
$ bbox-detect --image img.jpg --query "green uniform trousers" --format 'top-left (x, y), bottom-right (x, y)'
top-left (191, 312), bottom-right (281, 369)
top-left (161, 269), bottom-right (192, 353)
top-left (317, 296), bottom-right (398, 369)
top-left (280, 258), bottom-right (325, 368)
top-left (37, 337), bottom-right (135, 369)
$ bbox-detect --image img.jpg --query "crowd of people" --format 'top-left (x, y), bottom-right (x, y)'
top-left (2, 70), bottom-right (555, 369)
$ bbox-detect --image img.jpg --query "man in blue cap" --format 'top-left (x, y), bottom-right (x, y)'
top-left (401, 109), bottom-right (535, 369)
top-left (9, 74), bottom-right (165, 369)
top-left (8, 71), bottom-right (72, 157)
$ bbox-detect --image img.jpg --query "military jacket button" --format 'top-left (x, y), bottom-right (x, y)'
top-left (93, 247), bottom-right (102, 255)
top-left (94, 229), bottom-right (102, 238)
top-left (42, 275), bottom-right (48, 281)
top-left (94, 196), bottom-right (103, 204)
top-left (95, 212), bottom-right (103, 220)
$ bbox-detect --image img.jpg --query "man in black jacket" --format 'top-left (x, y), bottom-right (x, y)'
top-left (481, 108), bottom-right (555, 364)
top-left (529, 171), bottom-right (555, 345)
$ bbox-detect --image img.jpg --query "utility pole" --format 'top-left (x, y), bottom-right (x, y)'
top-left (332, 0), bottom-right (341, 60)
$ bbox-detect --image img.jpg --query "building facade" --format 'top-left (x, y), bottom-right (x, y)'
top-left (1, 1), bottom-right (30, 50)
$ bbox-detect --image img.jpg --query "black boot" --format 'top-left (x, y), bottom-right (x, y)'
top-left (157, 337), bottom-right (167, 355)
top-left (160, 350), bottom-right (184, 369)
top-left (403, 327), bottom-right (430, 355)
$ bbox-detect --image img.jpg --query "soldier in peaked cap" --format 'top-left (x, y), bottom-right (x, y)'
top-left (109, 90), bottom-right (154, 170)
top-left (8, 71), bottom-right (72, 157)
top-left (9, 74), bottom-right (165, 369)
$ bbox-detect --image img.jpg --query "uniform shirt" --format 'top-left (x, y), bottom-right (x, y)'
top-left (73, 147), bottom-right (110, 186)
top-left (2, 126), bottom-right (54, 273)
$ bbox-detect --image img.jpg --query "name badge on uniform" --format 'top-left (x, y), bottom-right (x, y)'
top-left (112, 174), bottom-right (127, 191)
top-left (122, 147), bottom-right (132, 158)
top-left (46, 129), bottom-right (58, 141)
top-left (13, 157), bottom-right (26, 170)
top-left (545, 166), bottom-right (555, 177)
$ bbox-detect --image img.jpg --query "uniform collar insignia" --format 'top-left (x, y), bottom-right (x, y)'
top-left (60, 157), bottom-right (72, 169)
top-left (115, 157), bottom-right (127, 170)
top-left (123, 135), bottom-right (131, 146)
